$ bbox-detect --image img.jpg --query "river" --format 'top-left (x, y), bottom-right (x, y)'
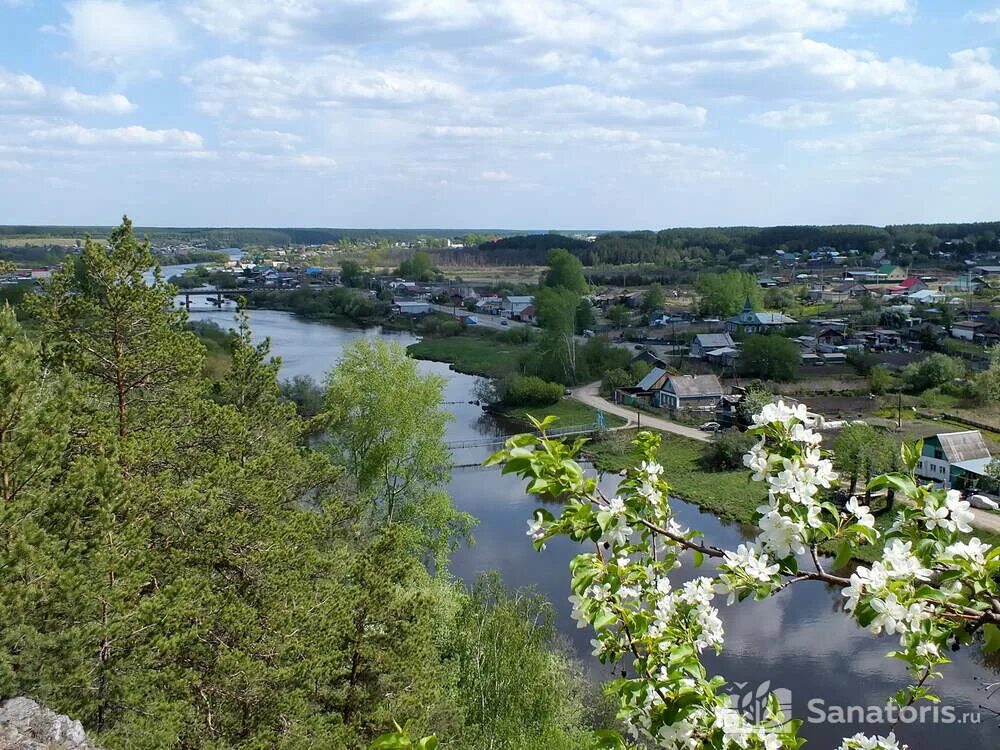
top-left (177, 295), bottom-right (997, 746)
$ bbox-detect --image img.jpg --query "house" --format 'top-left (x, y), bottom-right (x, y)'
top-left (941, 277), bottom-right (984, 294)
top-left (875, 264), bottom-right (907, 282)
top-left (503, 295), bottom-right (534, 317)
top-left (873, 329), bottom-right (904, 350)
top-left (916, 431), bottom-right (991, 488)
top-left (908, 289), bottom-right (945, 304)
top-left (725, 298), bottom-right (796, 335)
top-left (814, 327), bottom-right (847, 347)
top-left (632, 350), bottom-right (668, 370)
top-left (705, 346), bottom-right (739, 368)
top-left (887, 276), bottom-right (927, 295)
top-left (655, 374), bottom-right (724, 411)
top-left (951, 320), bottom-right (984, 341)
top-left (835, 281), bottom-right (869, 298)
top-left (973, 265), bottom-right (1000, 277)
top-left (690, 332), bottom-right (736, 359)
top-left (517, 305), bottom-right (537, 325)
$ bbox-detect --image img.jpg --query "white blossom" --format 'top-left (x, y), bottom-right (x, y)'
top-left (945, 537), bottom-right (991, 565)
top-left (756, 509), bottom-right (806, 559)
top-left (846, 496), bottom-right (876, 528)
top-left (882, 540), bottom-right (932, 581)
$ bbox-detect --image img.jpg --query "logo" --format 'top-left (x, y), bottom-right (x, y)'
top-left (728, 680), bottom-right (793, 726)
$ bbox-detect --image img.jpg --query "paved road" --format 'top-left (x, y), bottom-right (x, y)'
top-left (571, 382), bottom-right (711, 443)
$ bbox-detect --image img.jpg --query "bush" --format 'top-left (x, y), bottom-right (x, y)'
top-left (601, 368), bottom-right (633, 395)
top-left (901, 353), bottom-right (965, 393)
top-left (847, 350), bottom-right (877, 376)
top-left (699, 429), bottom-right (756, 471)
top-left (739, 335), bottom-right (800, 381)
top-left (496, 375), bottom-right (564, 407)
top-left (279, 374), bottom-right (325, 417)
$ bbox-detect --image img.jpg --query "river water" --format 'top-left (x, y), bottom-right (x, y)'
top-left (171, 278), bottom-right (997, 746)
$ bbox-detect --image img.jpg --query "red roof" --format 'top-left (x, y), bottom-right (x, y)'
top-left (898, 276), bottom-right (923, 288)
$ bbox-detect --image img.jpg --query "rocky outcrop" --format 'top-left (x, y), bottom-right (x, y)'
top-left (0, 698), bottom-right (96, 749)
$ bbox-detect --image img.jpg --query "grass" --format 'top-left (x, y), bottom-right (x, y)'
top-left (407, 332), bottom-right (534, 378)
top-left (584, 430), bottom-right (766, 525)
top-left (504, 398), bottom-right (627, 429)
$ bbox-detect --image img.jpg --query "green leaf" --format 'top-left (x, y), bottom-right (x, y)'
top-left (983, 624), bottom-right (1000, 654)
top-left (832, 540), bottom-right (853, 570)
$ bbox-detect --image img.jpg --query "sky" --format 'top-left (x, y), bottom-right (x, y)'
top-left (3, 1), bottom-right (1000, 229)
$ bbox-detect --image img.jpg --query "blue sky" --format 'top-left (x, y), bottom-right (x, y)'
top-left (2, 1), bottom-right (1000, 229)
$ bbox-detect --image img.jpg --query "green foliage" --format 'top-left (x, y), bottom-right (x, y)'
top-left (976, 344), bottom-right (1000, 403)
top-left (279, 373), bottom-right (326, 417)
top-left (324, 339), bottom-right (475, 564)
top-left (607, 304), bottom-right (631, 327)
top-left (695, 271), bottom-right (762, 317)
top-left (449, 574), bottom-right (593, 750)
top-left (601, 367), bottom-right (633, 395)
top-left (641, 283), bottom-right (665, 314)
top-left (846, 349), bottom-right (877, 375)
top-left (736, 383), bottom-right (774, 425)
top-left (833, 423), bottom-right (900, 495)
top-left (493, 375), bottom-right (564, 407)
top-left (700, 430), bottom-right (756, 471)
top-left (397, 251), bottom-right (435, 281)
top-left (542, 248), bottom-right (588, 294)
top-left (901, 352), bottom-right (965, 393)
top-left (869, 365), bottom-right (891, 395)
top-left (739, 335), bottom-right (800, 381)
top-left (246, 286), bottom-right (387, 321)
top-left (341, 259), bottom-right (364, 287)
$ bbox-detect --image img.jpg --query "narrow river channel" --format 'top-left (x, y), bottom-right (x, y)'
top-left (178, 293), bottom-right (998, 747)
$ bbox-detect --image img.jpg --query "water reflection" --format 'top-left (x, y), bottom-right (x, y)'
top-left (189, 308), bottom-right (999, 747)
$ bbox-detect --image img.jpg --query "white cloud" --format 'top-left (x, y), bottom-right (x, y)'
top-left (748, 103), bottom-right (831, 129)
top-left (480, 169), bottom-right (512, 181)
top-left (64, 0), bottom-right (180, 71)
top-left (0, 67), bottom-right (135, 114)
top-left (968, 8), bottom-right (1000, 24)
top-left (0, 69), bottom-right (46, 101)
top-left (28, 124), bottom-right (204, 150)
top-left (56, 89), bottom-right (135, 114)
top-left (221, 128), bottom-right (303, 151)
top-left (187, 54), bottom-right (462, 119)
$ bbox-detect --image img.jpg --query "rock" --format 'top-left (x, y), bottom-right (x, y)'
top-left (0, 698), bottom-right (96, 749)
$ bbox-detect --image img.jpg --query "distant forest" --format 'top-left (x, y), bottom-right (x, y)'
top-left (457, 222), bottom-right (1000, 269)
top-left (0, 225), bottom-right (522, 249)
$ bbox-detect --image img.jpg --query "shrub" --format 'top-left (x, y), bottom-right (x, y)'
top-left (901, 353), bottom-right (965, 393)
top-left (497, 375), bottom-right (564, 407)
top-left (601, 368), bottom-right (633, 395)
top-left (699, 429), bottom-right (756, 471)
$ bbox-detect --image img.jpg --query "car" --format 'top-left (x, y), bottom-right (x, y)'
top-left (500, 319), bottom-right (509, 326)
top-left (563, 388), bottom-right (572, 396)
top-left (699, 421), bottom-right (721, 432)
top-left (634, 344), bottom-right (644, 350)
top-left (969, 494), bottom-right (999, 511)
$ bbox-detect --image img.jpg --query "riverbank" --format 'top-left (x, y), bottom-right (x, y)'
top-left (407, 332), bottom-right (533, 378)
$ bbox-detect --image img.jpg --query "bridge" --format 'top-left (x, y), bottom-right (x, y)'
top-left (175, 285), bottom-right (338, 308)
top-left (445, 416), bottom-right (611, 451)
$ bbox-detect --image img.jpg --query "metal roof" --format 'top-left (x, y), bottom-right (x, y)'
top-left (693, 333), bottom-right (735, 349)
top-left (951, 457), bottom-right (993, 476)
top-left (636, 367), bottom-right (667, 392)
top-left (934, 431), bottom-right (991, 463)
top-left (664, 373), bottom-right (723, 398)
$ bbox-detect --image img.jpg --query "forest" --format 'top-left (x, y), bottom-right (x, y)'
top-left (0, 219), bottom-right (601, 748)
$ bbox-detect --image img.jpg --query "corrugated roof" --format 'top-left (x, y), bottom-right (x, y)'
top-left (936, 431), bottom-right (991, 463)
top-left (636, 367), bottom-right (667, 391)
top-left (664, 373), bottom-right (723, 398)
top-left (952, 457), bottom-right (993, 476)
top-left (694, 333), bottom-right (735, 349)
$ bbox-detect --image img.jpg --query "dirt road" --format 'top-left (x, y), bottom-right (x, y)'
top-left (571, 382), bottom-right (711, 443)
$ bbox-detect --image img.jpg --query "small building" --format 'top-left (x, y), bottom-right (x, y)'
top-left (517, 305), bottom-right (537, 325)
top-left (875, 264), bottom-right (907, 282)
top-left (655, 374), bottom-right (724, 411)
top-left (690, 332), bottom-right (736, 359)
top-left (873, 328), bottom-right (904, 350)
top-left (393, 301), bottom-right (432, 316)
top-left (887, 276), bottom-right (927, 295)
top-left (951, 320), bottom-right (984, 341)
top-left (503, 295), bottom-right (534, 317)
top-left (724, 298), bottom-right (796, 335)
top-left (908, 289), bottom-right (945, 305)
top-left (916, 431), bottom-right (991, 488)
top-left (705, 346), bottom-right (739, 368)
